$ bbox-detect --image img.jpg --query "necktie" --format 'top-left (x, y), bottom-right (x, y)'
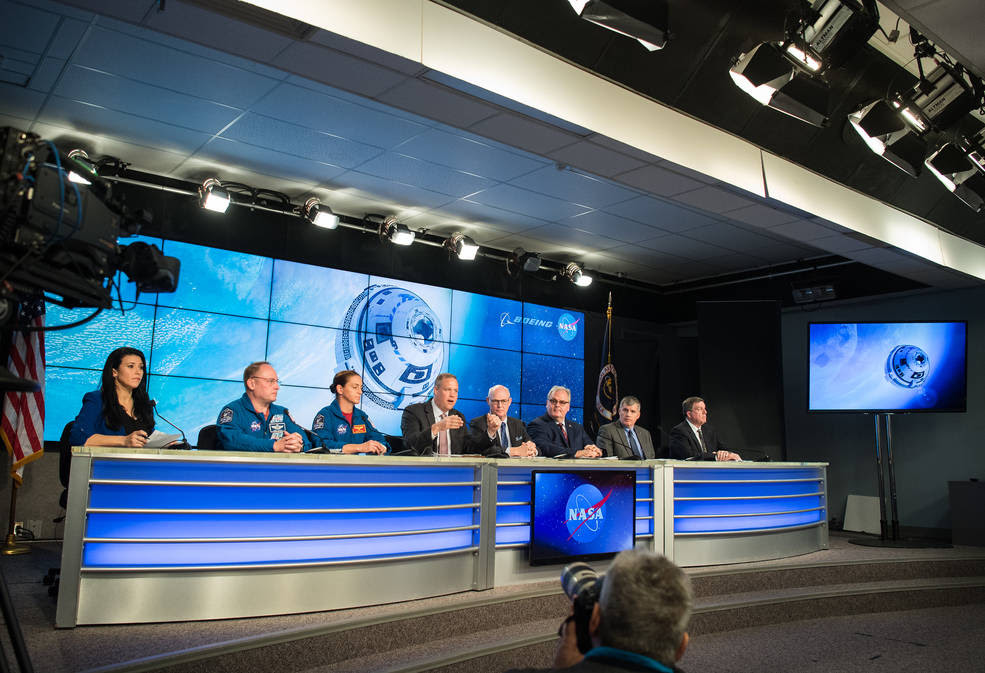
top-left (499, 423), bottom-right (509, 448)
top-left (438, 413), bottom-right (450, 455)
top-left (627, 428), bottom-right (642, 458)
top-left (559, 423), bottom-right (568, 446)
top-left (697, 428), bottom-right (707, 452)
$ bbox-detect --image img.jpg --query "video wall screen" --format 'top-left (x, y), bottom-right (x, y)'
top-left (807, 321), bottom-right (967, 413)
top-left (45, 237), bottom-right (585, 442)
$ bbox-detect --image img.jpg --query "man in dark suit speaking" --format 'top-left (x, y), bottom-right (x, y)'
top-left (401, 373), bottom-right (494, 455)
top-left (668, 396), bottom-right (741, 461)
top-left (596, 395), bottom-right (656, 459)
top-left (528, 385), bottom-right (602, 458)
top-left (469, 384), bottom-right (537, 457)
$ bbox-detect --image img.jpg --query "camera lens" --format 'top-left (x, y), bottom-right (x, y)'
top-left (560, 562), bottom-right (598, 600)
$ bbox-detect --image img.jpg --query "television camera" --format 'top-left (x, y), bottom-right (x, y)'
top-left (0, 126), bottom-right (181, 390)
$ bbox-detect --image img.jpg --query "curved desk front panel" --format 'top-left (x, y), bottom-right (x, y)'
top-left (57, 450), bottom-right (827, 625)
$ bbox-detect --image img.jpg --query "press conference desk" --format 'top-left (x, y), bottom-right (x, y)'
top-left (56, 448), bottom-right (828, 626)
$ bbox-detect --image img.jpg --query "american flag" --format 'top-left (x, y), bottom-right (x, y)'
top-left (1, 299), bottom-right (46, 483)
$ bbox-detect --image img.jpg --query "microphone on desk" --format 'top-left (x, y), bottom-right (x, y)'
top-left (150, 400), bottom-right (189, 447)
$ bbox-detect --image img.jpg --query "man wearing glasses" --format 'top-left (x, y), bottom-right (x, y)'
top-left (469, 384), bottom-right (537, 457)
top-left (215, 361), bottom-right (310, 452)
top-left (527, 385), bottom-right (603, 458)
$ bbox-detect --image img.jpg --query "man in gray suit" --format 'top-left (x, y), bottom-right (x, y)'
top-left (596, 396), bottom-right (656, 459)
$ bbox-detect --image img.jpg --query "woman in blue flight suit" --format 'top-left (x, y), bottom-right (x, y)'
top-left (312, 370), bottom-right (389, 454)
top-left (69, 347), bottom-right (155, 447)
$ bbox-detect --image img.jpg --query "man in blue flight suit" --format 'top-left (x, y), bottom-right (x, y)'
top-left (216, 361), bottom-right (310, 452)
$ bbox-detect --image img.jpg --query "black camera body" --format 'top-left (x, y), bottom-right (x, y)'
top-left (0, 126), bottom-right (180, 316)
top-left (560, 562), bottom-right (605, 654)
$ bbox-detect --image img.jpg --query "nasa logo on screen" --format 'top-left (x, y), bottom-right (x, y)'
top-left (564, 483), bottom-right (611, 543)
top-left (337, 284), bottom-right (446, 409)
top-left (557, 313), bottom-right (579, 342)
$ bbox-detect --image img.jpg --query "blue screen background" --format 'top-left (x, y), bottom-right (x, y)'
top-left (808, 322), bottom-right (967, 411)
top-left (45, 239), bottom-right (585, 441)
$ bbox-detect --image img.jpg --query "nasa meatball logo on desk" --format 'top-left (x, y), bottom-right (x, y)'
top-left (529, 470), bottom-right (636, 565)
top-left (337, 284), bottom-right (447, 409)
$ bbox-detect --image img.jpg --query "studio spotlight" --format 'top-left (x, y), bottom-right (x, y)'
top-left (303, 197), bottom-right (339, 229)
top-left (925, 128), bottom-right (985, 212)
top-left (507, 247), bottom-right (542, 275)
top-left (563, 262), bottom-right (593, 287)
top-left (729, 43), bottom-right (830, 126)
top-left (568, 0), bottom-right (668, 51)
top-left (730, 0), bottom-right (878, 127)
top-left (379, 215), bottom-right (415, 246)
top-left (66, 149), bottom-right (95, 185)
top-left (199, 178), bottom-right (230, 213)
top-left (849, 63), bottom-right (976, 176)
top-left (445, 232), bottom-right (479, 260)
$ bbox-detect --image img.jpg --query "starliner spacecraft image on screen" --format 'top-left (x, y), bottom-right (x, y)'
top-left (808, 322), bottom-right (967, 412)
top-left (337, 284), bottom-right (446, 409)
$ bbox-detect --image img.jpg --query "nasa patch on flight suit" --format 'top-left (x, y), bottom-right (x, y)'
top-left (335, 423), bottom-right (348, 436)
top-left (352, 424), bottom-right (367, 434)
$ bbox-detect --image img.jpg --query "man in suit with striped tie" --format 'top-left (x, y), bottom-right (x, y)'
top-left (469, 384), bottom-right (537, 457)
top-left (668, 396), bottom-right (741, 461)
top-left (596, 396), bottom-right (656, 459)
top-left (527, 385), bottom-right (602, 459)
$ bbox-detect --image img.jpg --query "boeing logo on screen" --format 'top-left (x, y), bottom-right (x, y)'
top-left (564, 484), bottom-right (612, 543)
top-left (557, 313), bottom-right (579, 341)
top-left (499, 312), bottom-right (554, 329)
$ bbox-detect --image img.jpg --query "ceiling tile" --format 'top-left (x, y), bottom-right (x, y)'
top-left (686, 223), bottom-right (778, 252)
top-left (725, 203), bottom-right (801, 228)
top-left (522, 223), bottom-right (624, 252)
top-left (657, 159), bottom-right (719, 185)
top-left (561, 210), bottom-right (666, 244)
top-left (193, 136), bottom-right (347, 186)
top-left (220, 113), bottom-right (383, 168)
top-left (75, 26), bottom-right (280, 109)
top-left (26, 57), bottom-right (66, 93)
top-left (0, 83), bottom-right (46, 120)
top-left (356, 152), bottom-right (495, 198)
top-left (308, 29), bottom-right (425, 77)
top-left (465, 184), bottom-right (590, 221)
top-left (175, 156), bottom-right (317, 198)
top-left (614, 164), bottom-right (705, 196)
top-left (42, 95), bottom-right (213, 154)
top-left (810, 235), bottom-right (875, 254)
top-left (252, 82), bottom-right (428, 149)
top-left (394, 128), bottom-right (547, 181)
top-left (587, 134), bottom-right (662, 163)
top-left (432, 198), bottom-right (552, 234)
top-left (144, 1), bottom-right (293, 64)
top-left (752, 242), bottom-right (821, 263)
top-left (509, 165), bottom-right (639, 209)
top-left (547, 139), bottom-right (647, 178)
top-left (765, 218), bottom-right (836, 241)
top-left (598, 244), bottom-right (690, 268)
top-left (672, 185), bottom-right (757, 213)
top-left (469, 112), bottom-right (578, 155)
top-left (55, 65), bottom-right (242, 133)
top-left (604, 195), bottom-right (722, 233)
top-left (272, 41), bottom-right (407, 99)
top-left (638, 234), bottom-right (733, 259)
top-left (332, 170), bottom-right (455, 211)
top-left (31, 120), bottom-right (188, 174)
top-left (378, 78), bottom-right (500, 129)
top-left (702, 253), bottom-right (771, 272)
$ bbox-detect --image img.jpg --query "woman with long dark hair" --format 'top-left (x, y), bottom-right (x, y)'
top-left (311, 370), bottom-right (388, 454)
top-left (69, 347), bottom-right (155, 447)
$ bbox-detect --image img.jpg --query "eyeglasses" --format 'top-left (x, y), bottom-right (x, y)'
top-left (548, 398), bottom-right (570, 406)
top-left (251, 376), bottom-right (281, 385)
top-left (489, 398), bottom-right (511, 405)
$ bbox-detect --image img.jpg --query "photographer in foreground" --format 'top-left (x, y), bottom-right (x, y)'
top-left (508, 550), bottom-right (692, 673)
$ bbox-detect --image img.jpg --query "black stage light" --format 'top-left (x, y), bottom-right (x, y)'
top-left (302, 197), bottom-right (339, 229)
top-left (445, 232), bottom-right (479, 260)
top-left (925, 128), bottom-right (985, 212)
top-left (568, 0), bottom-right (668, 51)
top-left (507, 247), bottom-right (542, 276)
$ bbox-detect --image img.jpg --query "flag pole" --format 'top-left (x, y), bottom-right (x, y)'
top-left (2, 478), bottom-right (29, 555)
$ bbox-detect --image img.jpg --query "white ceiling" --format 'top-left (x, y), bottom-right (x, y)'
top-left (0, 0), bottom-right (975, 290)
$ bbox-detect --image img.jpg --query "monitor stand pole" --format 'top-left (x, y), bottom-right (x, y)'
top-left (850, 413), bottom-right (949, 548)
